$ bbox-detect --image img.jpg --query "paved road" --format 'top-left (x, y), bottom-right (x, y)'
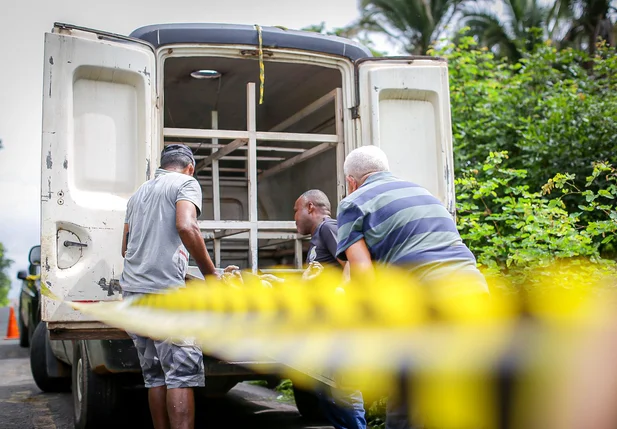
top-left (0, 307), bottom-right (333, 429)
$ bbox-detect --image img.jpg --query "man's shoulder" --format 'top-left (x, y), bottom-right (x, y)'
top-left (159, 171), bottom-right (199, 187)
top-left (317, 218), bottom-right (338, 235)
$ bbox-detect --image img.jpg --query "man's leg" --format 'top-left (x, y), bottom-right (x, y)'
top-left (386, 370), bottom-right (421, 429)
top-left (149, 386), bottom-right (171, 429)
top-left (323, 386), bottom-right (367, 429)
top-left (155, 338), bottom-right (205, 429)
top-left (127, 330), bottom-right (169, 429)
top-left (125, 292), bottom-right (170, 429)
top-left (167, 387), bottom-right (195, 429)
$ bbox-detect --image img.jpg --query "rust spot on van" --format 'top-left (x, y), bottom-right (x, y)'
top-left (46, 151), bottom-right (53, 169)
top-left (45, 257), bottom-right (50, 272)
top-left (63, 157), bottom-right (68, 169)
top-left (141, 66), bottom-right (150, 78)
top-left (48, 60), bottom-right (53, 98)
top-left (98, 278), bottom-right (122, 296)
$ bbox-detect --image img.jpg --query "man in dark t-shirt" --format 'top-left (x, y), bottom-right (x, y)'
top-left (294, 190), bottom-right (366, 429)
top-left (296, 191), bottom-right (342, 268)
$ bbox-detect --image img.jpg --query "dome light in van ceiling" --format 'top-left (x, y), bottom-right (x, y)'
top-left (190, 69), bottom-right (222, 79)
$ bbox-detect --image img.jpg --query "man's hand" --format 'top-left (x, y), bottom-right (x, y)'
top-left (224, 265), bottom-right (240, 273)
top-left (302, 261), bottom-right (324, 281)
top-left (176, 200), bottom-right (216, 277)
top-left (121, 223), bottom-right (129, 258)
top-left (344, 239), bottom-right (374, 282)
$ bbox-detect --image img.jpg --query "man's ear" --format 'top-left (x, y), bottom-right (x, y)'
top-left (346, 176), bottom-right (356, 194)
top-left (307, 202), bottom-right (315, 213)
top-left (187, 163), bottom-right (195, 176)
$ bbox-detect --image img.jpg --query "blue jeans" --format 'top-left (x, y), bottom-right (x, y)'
top-left (316, 385), bottom-right (367, 429)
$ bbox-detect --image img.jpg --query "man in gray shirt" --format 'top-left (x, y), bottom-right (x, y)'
top-left (120, 144), bottom-right (216, 429)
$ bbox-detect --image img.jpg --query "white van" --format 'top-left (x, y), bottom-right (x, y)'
top-left (35, 22), bottom-right (455, 428)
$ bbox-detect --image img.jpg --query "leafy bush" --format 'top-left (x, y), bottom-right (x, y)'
top-left (433, 35), bottom-right (617, 222)
top-left (455, 151), bottom-right (617, 288)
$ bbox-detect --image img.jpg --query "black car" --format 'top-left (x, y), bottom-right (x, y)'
top-left (16, 245), bottom-right (42, 348)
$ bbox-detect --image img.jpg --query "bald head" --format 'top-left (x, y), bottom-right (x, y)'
top-left (294, 189), bottom-right (332, 235)
top-left (343, 146), bottom-right (390, 180)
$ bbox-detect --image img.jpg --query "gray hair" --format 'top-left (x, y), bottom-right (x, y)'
top-left (343, 146), bottom-right (390, 179)
top-left (300, 189), bottom-right (331, 213)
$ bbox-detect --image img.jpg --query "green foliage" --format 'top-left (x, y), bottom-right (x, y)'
top-left (274, 379), bottom-right (295, 402)
top-left (350, 0), bottom-right (466, 54)
top-left (245, 379), bottom-right (269, 387)
top-left (459, 0), bottom-right (551, 61)
top-left (0, 243), bottom-right (13, 306)
top-left (366, 396), bottom-right (388, 429)
top-left (455, 151), bottom-right (617, 287)
top-left (434, 35), bottom-right (617, 224)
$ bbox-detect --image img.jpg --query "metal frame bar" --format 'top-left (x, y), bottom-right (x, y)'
top-left (164, 128), bottom-right (248, 140)
top-left (269, 89), bottom-right (337, 132)
top-left (196, 138), bottom-right (248, 170)
top-left (165, 142), bottom-right (307, 153)
top-left (176, 84), bottom-right (345, 272)
top-left (203, 231), bottom-right (309, 241)
top-left (247, 83), bottom-right (259, 273)
top-left (258, 142), bottom-right (336, 181)
top-left (194, 155), bottom-right (285, 162)
top-left (335, 88), bottom-right (346, 203)
top-left (198, 220), bottom-right (298, 230)
top-left (163, 128), bottom-right (337, 144)
top-left (211, 111), bottom-right (222, 267)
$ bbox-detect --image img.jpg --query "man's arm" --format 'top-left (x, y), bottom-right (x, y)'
top-left (121, 223), bottom-right (129, 258)
top-left (343, 239), bottom-right (374, 281)
top-left (176, 200), bottom-right (216, 277)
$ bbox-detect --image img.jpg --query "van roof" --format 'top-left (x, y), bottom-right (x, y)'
top-left (129, 23), bottom-right (373, 62)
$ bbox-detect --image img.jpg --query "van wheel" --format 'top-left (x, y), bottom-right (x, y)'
top-left (28, 312), bottom-right (39, 346)
top-left (73, 341), bottom-right (121, 429)
top-left (293, 384), bottom-right (327, 421)
top-left (30, 323), bottom-right (70, 392)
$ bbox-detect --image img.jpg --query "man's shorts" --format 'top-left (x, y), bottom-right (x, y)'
top-left (123, 291), bottom-right (205, 389)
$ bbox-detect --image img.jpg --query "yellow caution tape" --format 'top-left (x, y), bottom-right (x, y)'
top-left (41, 261), bottom-right (617, 429)
top-left (255, 24), bottom-right (265, 105)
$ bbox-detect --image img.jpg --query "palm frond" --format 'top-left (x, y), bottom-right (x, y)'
top-left (359, 0), bottom-right (468, 53)
top-left (460, 10), bottom-right (521, 60)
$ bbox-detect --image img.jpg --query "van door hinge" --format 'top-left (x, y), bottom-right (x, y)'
top-left (351, 106), bottom-right (359, 120)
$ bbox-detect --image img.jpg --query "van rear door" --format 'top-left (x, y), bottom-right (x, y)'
top-left (355, 57), bottom-right (456, 215)
top-left (41, 23), bottom-right (156, 325)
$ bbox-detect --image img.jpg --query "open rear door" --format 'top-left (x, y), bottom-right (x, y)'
top-left (41, 24), bottom-right (156, 325)
top-left (356, 57), bottom-right (456, 215)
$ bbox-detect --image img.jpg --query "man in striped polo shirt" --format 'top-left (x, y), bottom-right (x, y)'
top-left (335, 145), bottom-right (488, 429)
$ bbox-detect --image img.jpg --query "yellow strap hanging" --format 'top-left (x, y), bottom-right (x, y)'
top-left (255, 24), bottom-right (265, 105)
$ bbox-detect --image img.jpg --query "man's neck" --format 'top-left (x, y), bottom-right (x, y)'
top-left (310, 214), bottom-right (331, 235)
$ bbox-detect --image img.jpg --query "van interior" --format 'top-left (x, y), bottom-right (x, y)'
top-left (162, 55), bottom-right (344, 270)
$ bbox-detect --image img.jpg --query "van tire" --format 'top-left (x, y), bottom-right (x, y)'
top-left (30, 323), bottom-right (70, 392)
top-left (72, 341), bottom-right (121, 429)
top-left (293, 384), bottom-right (327, 421)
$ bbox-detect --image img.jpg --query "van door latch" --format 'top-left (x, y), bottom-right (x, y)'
top-left (64, 240), bottom-right (87, 248)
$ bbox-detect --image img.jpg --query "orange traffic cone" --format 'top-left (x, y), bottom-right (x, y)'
top-left (4, 306), bottom-right (19, 340)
